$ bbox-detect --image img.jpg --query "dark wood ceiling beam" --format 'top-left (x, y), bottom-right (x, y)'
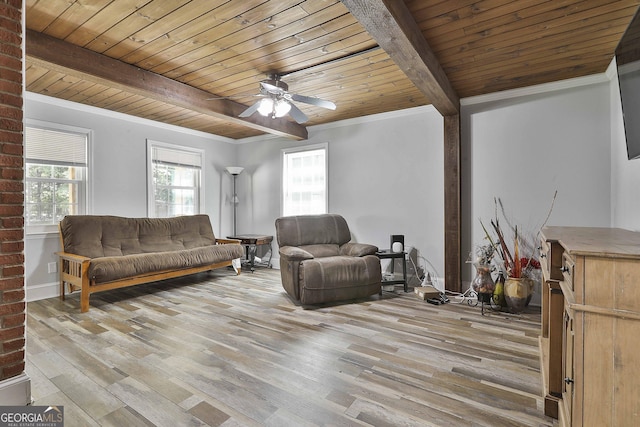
top-left (340, 0), bottom-right (460, 116)
top-left (25, 29), bottom-right (308, 140)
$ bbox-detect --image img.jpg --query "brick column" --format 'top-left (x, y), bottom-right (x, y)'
top-left (0, 0), bottom-right (30, 405)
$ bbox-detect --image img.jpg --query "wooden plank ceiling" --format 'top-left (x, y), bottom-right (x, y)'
top-left (25, 0), bottom-right (640, 140)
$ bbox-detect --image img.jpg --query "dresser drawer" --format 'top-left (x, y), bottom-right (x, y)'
top-left (561, 252), bottom-right (575, 292)
top-left (540, 237), bottom-right (564, 281)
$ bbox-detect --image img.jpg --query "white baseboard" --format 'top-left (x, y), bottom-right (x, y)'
top-left (269, 256), bottom-right (280, 269)
top-left (26, 282), bottom-right (58, 302)
top-left (0, 372), bottom-right (32, 405)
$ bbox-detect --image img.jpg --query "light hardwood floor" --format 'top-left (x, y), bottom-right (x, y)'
top-left (26, 268), bottom-right (555, 427)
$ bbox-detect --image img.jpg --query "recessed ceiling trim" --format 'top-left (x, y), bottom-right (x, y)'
top-left (460, 72), bottom-right (611, 106)
top-left (26, 92), bottom-right (236, 143)
top-left (235, 104), bottom-right (439, 144)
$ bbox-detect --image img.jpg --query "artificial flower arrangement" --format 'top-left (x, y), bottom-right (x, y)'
top-left (470, 242), bottom-right (496, 267)
top-left (480, 218), bottom-right (541, 280)
top-left (471, 193), bottom-right (556, 311)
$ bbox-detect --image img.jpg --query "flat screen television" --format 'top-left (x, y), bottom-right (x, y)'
top-left (616, 7), bottom-right (640, 160)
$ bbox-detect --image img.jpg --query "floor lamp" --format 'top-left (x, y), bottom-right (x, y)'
top-left (225, 166), bottom-right (244, 236)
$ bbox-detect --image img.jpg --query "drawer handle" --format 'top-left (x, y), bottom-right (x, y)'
top-left (564, 377), bottom-right (574, 385)
top-left (537, 246), bottom-right (547, 258)
top-left (561, 266), bottom-right (570, 274)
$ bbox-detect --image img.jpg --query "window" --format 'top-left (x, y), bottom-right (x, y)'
top-left (147, 140), bottom-right (204, 218)
top-left (25, 124), bottom-right (89, 233)
top-left (282, 144), bottom-right (327, 216)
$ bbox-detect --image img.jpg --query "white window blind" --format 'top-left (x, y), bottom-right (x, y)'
top-left (151, 146), bottom-right (202, 168)
top-left (25, 127), bottom-right (87, 166)
top-left (25, 124), bottom-right (89, 233)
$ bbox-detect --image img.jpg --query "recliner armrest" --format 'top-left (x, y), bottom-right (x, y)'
top-left (279, 246), bottom-right (314, 261)
top-left (340, 243), bottom-right (379, 257)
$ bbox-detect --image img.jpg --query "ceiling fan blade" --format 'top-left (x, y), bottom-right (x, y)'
top-left (260, 81), bottom-right (286, 94)
top-left (287, 102), bottom-right (309, 124)
top-left (290, 93), bottom-right (336, 110)
top-left (238, 101), bottom-right (262, 118)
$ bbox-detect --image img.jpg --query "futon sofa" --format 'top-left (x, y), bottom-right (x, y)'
top-left (57, 214), bottom-right (245, 312)
top-left (275, 214), bottom-right (382, 305)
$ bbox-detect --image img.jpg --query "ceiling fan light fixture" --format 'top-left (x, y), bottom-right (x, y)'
top-left (257, 98), bottom-right (274, 116)
top-left (274, 99), bottom-right (291, 117)
top-left (235, 74), bottom-right (333, 123)
top-left (257, 97), bottom-right (291, 118)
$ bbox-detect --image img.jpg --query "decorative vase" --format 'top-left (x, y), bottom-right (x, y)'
top-left (504, 277), bottom-right (534, 313)
top-left (471, 264), bottom-right (495, 303)
top-left (493, 272), bottom-right (506, 307)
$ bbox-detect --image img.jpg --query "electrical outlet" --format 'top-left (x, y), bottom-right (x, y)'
top-left (48, 262), bottom-right (57, 274)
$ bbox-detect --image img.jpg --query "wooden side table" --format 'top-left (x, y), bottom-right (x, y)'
top-left (227, 234), bottom-right (273, 271)
top-left (375, 249), bottom-right (408, 292)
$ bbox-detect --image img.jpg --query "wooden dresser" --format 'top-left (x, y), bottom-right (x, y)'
top-left (539, 226), bottom-right (640, 427)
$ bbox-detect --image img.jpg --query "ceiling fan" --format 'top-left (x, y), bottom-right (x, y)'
top-left (224, 74), bottom-right (336, 124)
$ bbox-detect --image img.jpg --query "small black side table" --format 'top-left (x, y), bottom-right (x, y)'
top-left (375, 249), bottom-right (408, 292)
top-left (227, 234), bottom-right (273, 271)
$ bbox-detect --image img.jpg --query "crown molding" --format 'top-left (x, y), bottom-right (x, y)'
top-left (28, 63), bottom-right (616, 146)
top-left (235, 104), bottom-right (439, 144)
top-left (460, 70), bottom-right (612, 106)
top-left (25, 92), bottom-right (235, 144)
top-left (239, 69), bottom-right (614, 144)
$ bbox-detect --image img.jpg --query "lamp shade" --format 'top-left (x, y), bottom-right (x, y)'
top-left (225, 166), bottom-right (244, 176)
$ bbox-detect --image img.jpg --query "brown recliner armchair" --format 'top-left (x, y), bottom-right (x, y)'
top-left (275, 214), bottom-right (382, 305)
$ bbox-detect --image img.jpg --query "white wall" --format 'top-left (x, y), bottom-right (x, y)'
top-left (611, 63), bottom-right (640, 231)
top-left (234, 80), bottom-right (613, 295)
top-left (461, 82), bottom-right (612, 302)
top-left (236, 106), bottom-right (446, 284)
top-left (24, 93), bottom-right (238, 301)
top-left (24, 72), bottom-right (632, 302)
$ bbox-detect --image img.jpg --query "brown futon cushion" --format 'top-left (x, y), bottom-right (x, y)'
top-left (89, 244), bottom-right (244, 283)
top-left (60, 214), bottom-right (218, 258)
top-left (59, 214), bottom-right (245, 284)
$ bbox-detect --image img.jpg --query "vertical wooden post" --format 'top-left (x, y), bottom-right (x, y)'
top-left (444, 114), bottom-right (461, 293)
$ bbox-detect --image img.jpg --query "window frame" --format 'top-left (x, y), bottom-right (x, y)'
top-left (24, 120), bottom-right (91, 235)
top-left (146, 140), bottom-right (205, 218)
top-left (281, 143), bottom-right (328, 216)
